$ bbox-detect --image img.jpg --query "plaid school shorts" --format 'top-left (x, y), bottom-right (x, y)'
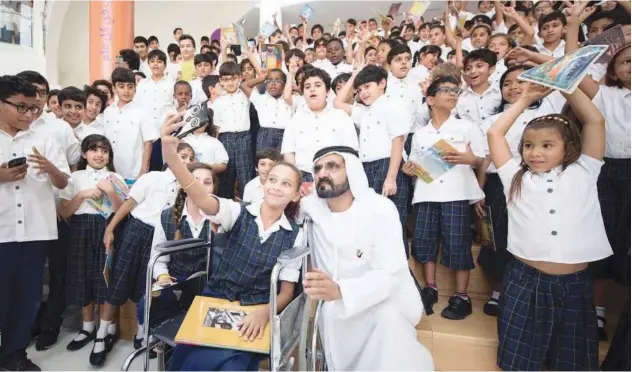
top-left (256, 127), bottom-right (284, 152)
top-left (497, 259), bottom-right (599, 371)
top-left (411, 200), bottom-right (474, 270)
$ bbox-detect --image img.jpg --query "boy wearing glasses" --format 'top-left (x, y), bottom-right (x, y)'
top-left (456, 49), bottom-right (501, 125)
top-left (0, 75), bottom-right (70, 371)
top-left (211, 61), bottom-right (254, 199)
top-left (403, 76), bottom-right (486, 321)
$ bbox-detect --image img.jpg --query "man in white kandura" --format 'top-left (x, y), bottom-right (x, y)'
top-left (301, 145), bottom-right (434, 371)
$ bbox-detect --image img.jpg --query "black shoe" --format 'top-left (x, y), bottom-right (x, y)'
top-left (89, 338), bottom-right (108, 367)
top-left (67, 330), bottom-right (96, 351)
top-left (105, 333), bottom-right (118, 353)
top-left (420, 287), bottom-right (439, 315)
top-left (441, 295), bottom-right (473, 320)
top-left (0, 354), bottom-right (41, 371)
top-left (134, 335), bottom-right (143, 350)
top-left (483, 298), bottom-right (500, 317)
top-left (598, 315), bottom-right (608, 341)
top-left (35, 329), bottom-right (58, 351)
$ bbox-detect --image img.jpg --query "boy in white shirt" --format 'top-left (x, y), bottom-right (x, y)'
top-left (58, 86), bottom-right (101, 142)
top-left (211, 62), bottom-right (254, 199)
top-left (81, 86), bottom-right (107, 133)
top-left (103, 68), bottom-right (159, 184)
top-left (403, 76), bottom-right (486, 320)
top-left (243, 149), bottom-right (282, 204)
top-left (536, 11), bottom-right (568, 58)
top-left (134, 36), bottom-right (152, 78)
top-left (191, 53), bottom-right (218, 105)
top-left (456, 48), bottom-right (502, 124)
top-left (325, 38), bottom-right (353, 80)
top-left (0, 75), bottom-right (70, 371)
top-left (281, 67), bottom-right (359, 182)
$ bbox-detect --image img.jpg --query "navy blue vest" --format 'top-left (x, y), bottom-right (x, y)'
top-left (160, 208), bottom-right (211, 279)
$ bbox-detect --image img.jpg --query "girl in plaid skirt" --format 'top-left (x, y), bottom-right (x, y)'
top-left (57, 135), bottom-right (126, 353)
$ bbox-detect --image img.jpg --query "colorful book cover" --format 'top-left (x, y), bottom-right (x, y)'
top-left (260, 22), bottom-right (277, 38)
top-left (232, 22), bottom-right (246, 46)
top-left (261, 44), bottom-right (283, 70)
top-left (480, 206), bottom-right (496, 251)
top-left (388, 3), bottom-right (403, 17)
top-left (410, 139), bottom-right (457, 184)
top-left (300, 4), bottom-right (315, 20)
top-left (372, 7), bottom-right (389, 21)
top-left (301, 182), bottom-right (313, 195)
top-left (221, 27), bottom-right (238, 45)
top-left (87, 174), bottom-right (130, 219)
top-left (583, 25), bottom-right (626, 65)
top-left (175, 296), bottom-right (271, 354)
top-left (518, 45), bottom-right (609, 94)
top-left (408, 0), bottom-right (432, 17)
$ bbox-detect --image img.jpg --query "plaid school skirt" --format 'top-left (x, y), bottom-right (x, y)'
top-left (497, 259), bottom-right (599, 371)
top-left (256, 127), bottom-right (284, 152)
top-left (477, 173), bottom-right (512, 283)
top-left (66, 214), bottom-right (109, 307)
top-left (106, 216), bottom-right (155, 306)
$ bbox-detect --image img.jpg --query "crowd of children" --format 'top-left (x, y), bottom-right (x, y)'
top-left (0, 0), bottom-right (630, 370)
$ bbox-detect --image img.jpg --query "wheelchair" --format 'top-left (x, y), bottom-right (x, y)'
top-left (121, 218), bottom-right (321, 372)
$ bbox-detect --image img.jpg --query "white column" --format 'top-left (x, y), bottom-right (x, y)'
top-left (259, 0), bottom-right (282, 30)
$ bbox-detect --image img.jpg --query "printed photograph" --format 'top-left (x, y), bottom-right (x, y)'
top-left (0, 0), bottom-right (32, 47)
top-left (203, 307), bottom-right (248, 331)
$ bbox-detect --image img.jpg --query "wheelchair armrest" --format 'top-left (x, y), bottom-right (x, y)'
top-left (154, 238), bottom-right (211, 257)
top-left (277, 245), bottom-right (310, 265)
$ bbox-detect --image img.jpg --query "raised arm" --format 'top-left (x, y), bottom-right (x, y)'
top-left (502, 6), bottom-right (535, 45)
top-left (565, 1), bottom-right (600, 99)
top-left (283, 64), bottom-right (298, 105)
top-left (562, 86), bottom-right (605, 160)
top-left (333, 68), bottom-right (360, 115)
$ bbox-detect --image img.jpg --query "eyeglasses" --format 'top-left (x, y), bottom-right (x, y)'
top-left (1, 99), bottom-right (39, 114)
top-left (436, 87), bottom-right (461, 95)
top-left (265, 78), bottom-right (284, 84)
top-left (313, 161), bottom-right (344, 175)
top-left (220, 76), bottom-right (239, 82)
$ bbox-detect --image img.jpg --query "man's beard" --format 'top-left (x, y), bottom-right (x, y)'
top-left (316, 176), bottom-right (350, 199)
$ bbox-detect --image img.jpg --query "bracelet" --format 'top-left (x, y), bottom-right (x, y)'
top-left (182, 176), bottom-right (196, 190)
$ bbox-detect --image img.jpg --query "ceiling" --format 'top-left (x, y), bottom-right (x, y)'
top-left (238, 1), bottom-right (480, 38)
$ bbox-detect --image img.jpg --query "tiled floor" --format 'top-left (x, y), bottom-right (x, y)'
top-left (27, 329), bottom-right (150, 371)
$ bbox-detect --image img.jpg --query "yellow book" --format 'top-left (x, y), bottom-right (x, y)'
top-left (181, 60), bottom-right (195, 82)
top-left (175, 296), bottom-right (271, 354)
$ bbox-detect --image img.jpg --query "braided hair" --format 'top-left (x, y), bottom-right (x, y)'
top-left (172, 162), bottom-right (218, 240)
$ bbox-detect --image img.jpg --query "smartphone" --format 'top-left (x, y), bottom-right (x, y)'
top-left (171, 103), bottom-right (210, 139)
top-left (7, 157), bottom-right (26, 168)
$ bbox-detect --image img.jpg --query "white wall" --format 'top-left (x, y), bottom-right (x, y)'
top-left (0, 1), bottom-right (46, 76)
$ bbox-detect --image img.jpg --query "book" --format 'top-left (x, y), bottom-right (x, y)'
top-left (408, 0), bottom-right (432, 18)
top-left (409, 139), bottom-right (457, 184)
top-left (87, 174), bottom-right (130, 219)
top-left (583, 25), bottom-right (626, 65)
top-left (175, 296), bottom-right (271, 354)
top-left (518, 45), bottom-right (609, 94)
top-left (261, 44), bottom-right (283, 70)
top-left (221, 27), bottom-right (238, 45)
top-left (300, 4), bottom-right (314, 20)
top-left (480, 206), bottom-right (496, 251)
top-left (388, 3), bottom-right (403, 17)
top-left (260, 22), bottom-right (277, 38)
top-left (232, 22), bottom-right (246, 46)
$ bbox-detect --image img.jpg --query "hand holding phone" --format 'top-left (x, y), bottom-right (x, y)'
top-left (0, 158), bottom-right (28, 183)
top-left (171, 103), bottom-right (211, 139)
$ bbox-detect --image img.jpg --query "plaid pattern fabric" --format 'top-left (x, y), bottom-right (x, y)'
top-left (256, 127), bottom-right (284, 152)
top-left (218, 131), bottom-right (255, 199)
top-left (592, 158), bottom-right (631, 283)
top-left (498, 259), bottom-right (599, 371)
top-left (161, 208), bottom-right (211, 278)
top-left (208, 205), bottom-right (300, 306)
top-left (66, 214), bottom-right (109, 307)
top-left (363, 158), bottom-right (410, 243)
top-left (477, 173), bottom-right (512, 283)
top-left (106, 216), bottom-right (155, 306)
top-left (411, 200), bottom-right (474, 270)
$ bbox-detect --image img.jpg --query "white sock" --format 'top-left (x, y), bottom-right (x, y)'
top-left (108, 322), bottom-right (117, 335)
top-left (74, 321), bottom-right (95, 342)
top-left (94, 320), bottom-right (111, 353)
top-left (136, 324), bottom-right (144, 340)
top-left (596, 306), bottom-right (606, 328)
top-left (491, 291), bottom-right (501, 300)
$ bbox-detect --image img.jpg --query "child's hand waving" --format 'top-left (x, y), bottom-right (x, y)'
top-left (237, 306), bottom-right (269, 342)
top-left (518, 83), bottom-right (552, 104)
top-left (28, 147), bottom-right (55, 175)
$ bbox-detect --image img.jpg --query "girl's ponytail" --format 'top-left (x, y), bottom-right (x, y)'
top-left (172, 189), bottom-right (187, 240)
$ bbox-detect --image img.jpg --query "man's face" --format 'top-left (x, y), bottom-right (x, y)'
top-left (313, 154), bottom-right (350, 199)
top-left (134, 42), bottom-right (148, 59)
top-left (61, 99), bottom-right (85, 127)
top-left (0, 94), bottom-right (38, 131)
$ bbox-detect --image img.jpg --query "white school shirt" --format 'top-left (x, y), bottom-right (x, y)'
top-left (210, 89), bottom-right (251, 133)
top-left (135, 75), bottom-right (176, 131)
top-left (139, 59), bottom-right (152, 78)
top-left (0, 128), bottom-right (70, 243)
top-left (74, 123), bottom-right (104, 142)
top-left (456, 85), bottom-right (502, 124)
top-left (59, 166), bottom-right (125, 215)
top-left (350, 95), bottom-right (411, 163)
top-left (481, 102), bottom-right (557, 173)
top-left (409, 65), bottom-right (430, 86)
top-left (281, 106), bottom-right (360, 173)
top-left (593, 86), bottom-right (632, 159)
top-left (30, 114), bottom-right (81, 166)
top-left (166, 62), bottom-right (181, 79)
top-left (536, 39), bottom-right (566, 58)
top-left (249, 89), bottom-right (293, 130)
top-left (190, 78), bottom-right (207, 105)
top-left (386, 73), bottom-right (424, 133)
top-left (497, 155), bottom-right (612, 263)
top-left (489, 59), bottom-right (507, 88)
top-left (182, 133), bottom-right (229, 165)
top-left (410, 117), bottom-right (486, 204)
top-left (214, 198), bottom-right (302, 282)
top-left (103, 102), bottom-right (159, 180)
top-left (151, 202), bottom-right (212, 279)
top-left (243, 177), bottom-right (264, 204)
